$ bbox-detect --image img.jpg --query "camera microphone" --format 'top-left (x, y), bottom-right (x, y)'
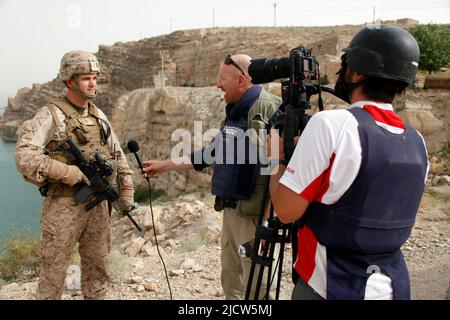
top-left (127, 140), bottom-right (147, 180)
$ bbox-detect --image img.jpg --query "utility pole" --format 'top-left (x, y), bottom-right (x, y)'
top-left (213, 8), bottom-right (215, 28)
top-left (273, 3), bottom-right (277, 27)
top-left (372, 7), bottom-right (376, 23)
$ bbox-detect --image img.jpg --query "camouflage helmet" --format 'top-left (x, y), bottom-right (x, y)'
top-left (58, 50), bottom-right (100, 82)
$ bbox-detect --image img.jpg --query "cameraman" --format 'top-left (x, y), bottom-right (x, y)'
top-left (268, 25), bottom-right (429, 299)
top-left (142, 54), bottom-right (281, 300)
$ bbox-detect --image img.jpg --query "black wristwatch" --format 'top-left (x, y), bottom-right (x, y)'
top-left (279, 159), bottom-right (288, 166)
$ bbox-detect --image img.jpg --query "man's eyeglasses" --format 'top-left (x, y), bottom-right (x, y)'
top-left (224, 55), bottom-right (245, 75)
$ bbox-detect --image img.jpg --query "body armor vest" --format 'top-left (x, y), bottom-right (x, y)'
top-left (211, 87), bottom-right (261, 200)
top-left (293, 107), bottom-right (428, 299)
top-left (44, 97), bottom-right (117, 196)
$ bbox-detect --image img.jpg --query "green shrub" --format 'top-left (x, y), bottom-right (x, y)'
top-left (134, 185), bottom-right (172, 204)
top-left (410, 24), bottom-right (450, 73)
top-left (437, 138), bottom-right (450, 175)
top-left (0, 232), bottom-right (40, 282)
top-left (438, 138), bottom-right (450, 159)
top-left (179, 233), bottom-right (208, 252)
top-left (320, 74), bottom-right (330, 85)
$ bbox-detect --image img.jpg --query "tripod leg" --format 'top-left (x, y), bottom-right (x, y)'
top-left (265, 240), bottom-right (277, 300)
top-left (245, 243), bottom-right (259, 300)
top-left (275, 225), bottom-right (291, 299)
top-left (265, 244), bottom-right (273, 300)
top-left (275, 239), bottom-right (286, 299)
top-left (253, 242), bottom-right (270, 300)
top-left (245, 177), bottom-right (271, 300)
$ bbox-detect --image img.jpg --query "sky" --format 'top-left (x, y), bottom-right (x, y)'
top-left (0, 0), bottom-right (449, 112)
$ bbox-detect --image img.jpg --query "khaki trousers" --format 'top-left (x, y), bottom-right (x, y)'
top-left (36, 196), bottom-right (111, 300)
top-left (221, 207), bottom-right (279, 300)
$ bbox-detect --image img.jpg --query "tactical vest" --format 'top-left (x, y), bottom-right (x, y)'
top-left (44, 97), bottom-right (117, 197)
top-left (211, 87), bottom-right (262, 201)
top-left (295, 107), bottom-right (428, 299)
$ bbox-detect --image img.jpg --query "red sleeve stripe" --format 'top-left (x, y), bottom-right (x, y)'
top-left (363, 104), bottom-right (405, 129)
top-left (294, 225), bottom-right (318, 282)
top-left (300, 153), bottom-right (336, 203)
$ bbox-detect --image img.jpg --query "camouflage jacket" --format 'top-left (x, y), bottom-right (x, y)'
top-left (15, 97), bottom-right (134, 194)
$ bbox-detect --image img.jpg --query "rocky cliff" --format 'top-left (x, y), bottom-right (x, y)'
top-left (113, 86), bottom-right (225, 195)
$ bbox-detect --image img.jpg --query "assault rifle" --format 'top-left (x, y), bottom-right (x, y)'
top-left (54, 137), bottom-right (142, 232)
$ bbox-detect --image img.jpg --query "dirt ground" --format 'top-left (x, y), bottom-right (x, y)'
top-left (0, 185), bottom-right (448, 300)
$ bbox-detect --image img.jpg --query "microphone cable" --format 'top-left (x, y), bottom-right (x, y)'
top-left (144, 175), bottom-right (173, 300)
top-left (128, 139), bottom-right (173, 299)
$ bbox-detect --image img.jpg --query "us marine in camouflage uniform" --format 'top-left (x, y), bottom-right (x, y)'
top-left (15, 51), bottom-right (134, 300)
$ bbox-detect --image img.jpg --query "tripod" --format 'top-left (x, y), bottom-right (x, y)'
top-left (244, 105), bottom-right (309, 301)
top-left (244, 178), bottom-right (292, 300)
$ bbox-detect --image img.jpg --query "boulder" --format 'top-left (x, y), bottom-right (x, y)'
top-left (398, 109), bottom-right (443, 136)
top-left (126, 237), bottom-right (146, 256)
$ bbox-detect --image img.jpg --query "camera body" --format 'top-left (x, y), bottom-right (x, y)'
top-left (249, 46), bottom-right (321, 111)
top-left (249, 46), bottom-right (319, 84)
top-left (249, 46), bottom-right (324, 162)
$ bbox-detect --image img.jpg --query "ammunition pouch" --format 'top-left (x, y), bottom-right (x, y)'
top-left (44, 182), bottom-right (78, 197)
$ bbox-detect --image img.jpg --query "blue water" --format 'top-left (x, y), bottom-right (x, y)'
top-left (0, 139), bottom-right (42, 243)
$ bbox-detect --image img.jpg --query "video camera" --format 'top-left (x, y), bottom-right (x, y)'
top-left (249, 46), bottom-right (319, 162)
top-left (249, 46), bottom-right (321, 112)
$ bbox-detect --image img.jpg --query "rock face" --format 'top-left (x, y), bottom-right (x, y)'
top-left (112, 86), bottom-right (224, 196)
top-left (0, 81), bottom-right (64, 140)
top-left (399, 109), bottom-right (443, 136)
top-left (0, 119), bottom-right (22, 141)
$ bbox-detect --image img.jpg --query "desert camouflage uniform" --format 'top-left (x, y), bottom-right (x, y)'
top-left (15, 98), bottom-right (133, 300)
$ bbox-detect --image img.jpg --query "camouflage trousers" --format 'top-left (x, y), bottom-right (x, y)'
top-left (221, 207), bottom-right (279, 300)
top-left (36, 196), bottom-right (111, 300)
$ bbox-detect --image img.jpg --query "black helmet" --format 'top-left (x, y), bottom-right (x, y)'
top-left (343, 24), bottom-right (420, 85)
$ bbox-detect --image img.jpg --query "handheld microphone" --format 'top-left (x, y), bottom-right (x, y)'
top-left (127, 139), bottom-right (173, 299)
top-left (127, 140), bottom-right (148, 180)
top-left (127, 139), bottom-right (144, 169)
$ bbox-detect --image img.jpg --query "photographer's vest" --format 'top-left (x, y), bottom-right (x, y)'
top-left (211, 86), bottom-right (262, 200)
top-left (44, 97), bottom-right (117, 197)
top-left (295, 107), bottom-right (428, 299)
